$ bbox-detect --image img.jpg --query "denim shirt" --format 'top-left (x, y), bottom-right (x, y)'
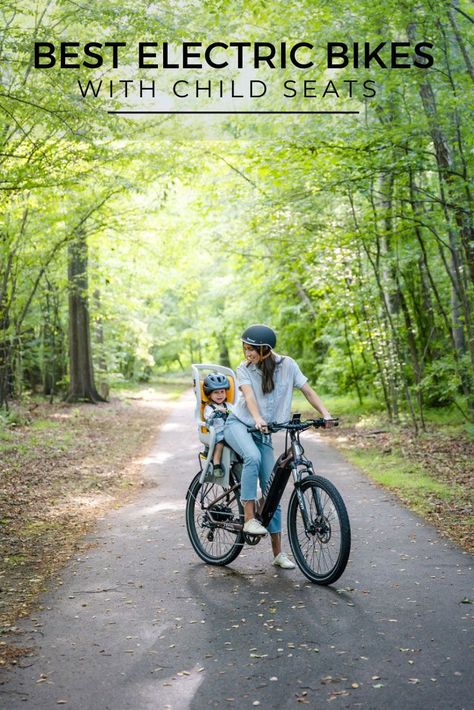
top-left (230, 354), bottom-right (308, 426)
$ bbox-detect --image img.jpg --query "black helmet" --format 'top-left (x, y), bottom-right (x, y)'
top-left (203, 372), bottom-right (230, 396)
top-left (241, 324), bottom-right (277, 349)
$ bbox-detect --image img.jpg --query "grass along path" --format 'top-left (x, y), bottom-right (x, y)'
top-left (0, 384), bottom-right (185, 666)
top-left (327, 425), bottom-right (473, 554)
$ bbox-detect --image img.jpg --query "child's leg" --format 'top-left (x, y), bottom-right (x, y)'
top-left (213, 441), bottom-right (224, 464)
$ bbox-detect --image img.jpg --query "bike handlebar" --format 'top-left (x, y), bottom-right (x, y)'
top-left (247, 418), bottom-right (339, 434)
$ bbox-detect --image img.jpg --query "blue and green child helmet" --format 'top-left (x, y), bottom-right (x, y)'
top-left (203, 373), bottom-right (231, 396)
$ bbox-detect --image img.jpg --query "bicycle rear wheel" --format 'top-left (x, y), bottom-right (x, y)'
top-left (186, 472), bottom-right (244, 565)
top-left (287, 475), bottom-right (351, 585)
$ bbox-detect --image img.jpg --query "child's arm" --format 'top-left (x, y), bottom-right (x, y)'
top-left (203, 404), bottom-right (214, 426)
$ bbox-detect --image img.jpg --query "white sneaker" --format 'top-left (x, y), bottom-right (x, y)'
top-left (272, 552), bottom-right (296, 569)
top-left (243, 518), bottom-right (267, 536)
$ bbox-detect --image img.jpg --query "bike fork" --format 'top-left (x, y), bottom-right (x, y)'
top-left (295, 486), bottom-right (312, 528)
top-left (293, 469), bottom-right (323, 529)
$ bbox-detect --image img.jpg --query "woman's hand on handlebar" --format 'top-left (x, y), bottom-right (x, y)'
top-left (254, 416), bottom-right (268, 433)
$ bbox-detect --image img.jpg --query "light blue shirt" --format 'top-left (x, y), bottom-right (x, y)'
top-left (230, 354), bottom-right (308, 426)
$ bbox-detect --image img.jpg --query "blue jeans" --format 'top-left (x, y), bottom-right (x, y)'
top-left (224, 414), bottom-right (281, 534)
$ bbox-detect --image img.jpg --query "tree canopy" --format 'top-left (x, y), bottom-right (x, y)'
top-left (1, 0), bottom-right (473, 427)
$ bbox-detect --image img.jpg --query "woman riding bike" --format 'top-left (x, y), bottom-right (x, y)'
top-left (223, 324), bottom-right (335, 569)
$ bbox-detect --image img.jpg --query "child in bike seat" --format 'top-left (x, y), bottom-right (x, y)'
top-left (203, 373), bottom-right (231, 479)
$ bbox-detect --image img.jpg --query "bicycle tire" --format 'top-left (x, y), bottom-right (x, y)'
top-left (186, 471), bottom-right (244, 566)
top-left (287, 475), bottom-right (351, 585)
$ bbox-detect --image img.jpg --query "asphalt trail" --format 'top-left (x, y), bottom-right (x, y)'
top-left (1, 391), bottom-right (472, 709)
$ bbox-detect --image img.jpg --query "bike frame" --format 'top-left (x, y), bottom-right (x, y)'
top-left (259, 426), bottom-right (318, 531)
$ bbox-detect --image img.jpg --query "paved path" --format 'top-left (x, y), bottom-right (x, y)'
top-left (1, 391), bottom-right (472, 709)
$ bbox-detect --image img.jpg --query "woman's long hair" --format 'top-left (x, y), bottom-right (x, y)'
top-left (246, 346), bottom-right (277, 394)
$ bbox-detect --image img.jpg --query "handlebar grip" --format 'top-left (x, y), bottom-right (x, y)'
top-left (318, 418), bottom-right (339, 427)
top-left (247, 422), bottom-right (277, 433)
top-left (307, 418), bottom-right (339, 429)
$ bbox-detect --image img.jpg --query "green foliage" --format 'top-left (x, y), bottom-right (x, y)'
top-left (0, 407), bottom-right (30, 428)
top-left (0, 1), bottom-right (473, 427)
top-left (419, 357), bottom-right (459, 408)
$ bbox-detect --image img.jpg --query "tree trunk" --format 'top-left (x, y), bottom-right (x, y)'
top-left (216, 332), bottom-right (232, 368)
top-left (65, 230), bottom-right (104, 403)
top-left (93, 289), bottom-right (109, 400)
top-left (343, 320), bottom-right (363, 405)
top-left (0, 250), bottom-right (14, 408)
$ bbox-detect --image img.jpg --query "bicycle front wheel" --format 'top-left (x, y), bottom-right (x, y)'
top-left (186, 472), bottom-right (244, 566)
top-left (287, 475), bottom-right (351, 585)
